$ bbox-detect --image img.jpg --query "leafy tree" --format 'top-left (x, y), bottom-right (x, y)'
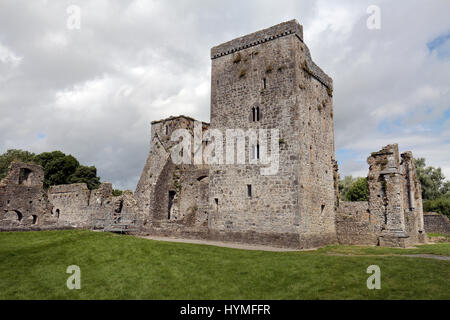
top-left (69, 166), bottom-right (101, 190)
top-left (415, 158), bottom-right (448, 200)
top-left (339, 176), bottom-right (356, 200)
top-left (345, 177), bottom-right (369, 202)
top-left (0, 149), bottom-right (102, 190)
top-left (423, 195), bottom-right (450, 218)
top-left (0, 149), bottom-right (36, 180)
top-left (35, 152), bottom-right (80, 188)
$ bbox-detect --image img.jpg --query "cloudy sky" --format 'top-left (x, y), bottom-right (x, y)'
top-left (0, 0), bottom-right (449, 190)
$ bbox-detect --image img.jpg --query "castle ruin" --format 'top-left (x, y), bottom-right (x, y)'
top-left (0, 20), bottom-right (436, 248)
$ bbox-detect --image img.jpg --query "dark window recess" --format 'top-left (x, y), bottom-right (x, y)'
top-left (214, 198), bottom-right (219, 211)
top-left (321, 205), bottom-right (325, 213)
top-left (263, 78), bottom-right (267, 89)
top-left (56, 209), bottom-right (60, 218)
top-left (32, 215), bottom-right (38, 225)
top-left (165, 125), bottom-right (168, 135)
top-left (256, 107), bottom-right (260, 121)
top-left (252, 107), bottom-right (256, 122)
top-left (19, 168), bottom-right (32, 185)
top-left (168, 191), bottom-right (176, 219)
top-left (247, 185), bottom-right (252, 198)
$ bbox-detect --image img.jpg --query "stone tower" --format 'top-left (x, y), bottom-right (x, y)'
top-left (207, 20), bottom-right (337, 248)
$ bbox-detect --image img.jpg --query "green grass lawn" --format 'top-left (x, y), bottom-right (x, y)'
top-left (0, 230), bottom-right (449, 300)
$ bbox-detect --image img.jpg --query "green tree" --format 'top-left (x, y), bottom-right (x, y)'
top-left (345, 177), bottom-right (369, 202)
top-left (339, 175), bottom-right (356, 200)
top-left (35, 152), bottom-right (80, 188)
top-left (415, 158), bottom-right (448, 200)
top-left (0, 149), bottom-right (102, 190)
top-left (423, 195), bottom-right (450, 218)
top-left (0, 149), bottom-right (36, 180)
top-left (69, 166), bottom-right (101, 190)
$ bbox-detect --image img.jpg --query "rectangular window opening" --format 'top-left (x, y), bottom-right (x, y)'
top-left (247, 185), bottom-right (252, 198)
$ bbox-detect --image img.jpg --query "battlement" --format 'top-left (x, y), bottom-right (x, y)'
top-left (211, 20), bottom-right (303, 59)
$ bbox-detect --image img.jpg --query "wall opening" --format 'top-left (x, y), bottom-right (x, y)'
top-left (256, 107), bottom-right (260, 121)
top-left (321, 205), bottom-right (325, 214)
top-left (19, 168), bottom-right (32, 185)
top-left (15, 210), bottom-right (23, 222)
top-left (263, 78), bottom-right (267, 89)
top-left (214, 198), bottom-right (219, 211)
top-left (168, 191), bottom-right (176, 220)
top-left (252, 145), bottom-right (260, 160)
top-left (32, 215), bottom-right (38, 225)
top-left (56, 209), bottom-right (60, 219)
top-left (247, 185), bottom-right (252, 198)
top-left (252, 107), bottom-right (256, 122)
top-left (165, 125), bottom-right (168, 135)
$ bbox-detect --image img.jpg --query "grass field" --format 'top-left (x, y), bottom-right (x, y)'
top-left (0, 230), bottom-right (449, 300)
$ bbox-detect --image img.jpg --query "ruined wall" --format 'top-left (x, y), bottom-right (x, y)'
top-left (366, 144), bottom-right (425, 247)
top-left (136, 116), bottom-right (211, 237)
top-left (208, 19), bottom-right (336, 248)
top-left (336, 201), bottom-right (377, 245)
top-left (48, 182), bottom-right (115, 229)
top-left (0, 162), bottom-right (54, 230)
top-left (424, 213), bottom-right (450, 235)
top-left (0, 161), bottom-right (138, 232)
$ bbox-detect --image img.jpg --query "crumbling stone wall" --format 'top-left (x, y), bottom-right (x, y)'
top-left (366, 144), bottom-right (426, 247)
top-left (0, 161), bottom-right (138, 232)
top-left (136, 116), bottom-right (211, 237)
top-left (48, 182), bottom-right (115, 229)
top-left (0, 162), bottom-right (54, 230)
top-left (424, 213), bottom-right (450, 235)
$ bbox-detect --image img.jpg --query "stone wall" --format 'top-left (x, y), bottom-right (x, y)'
top-left (136, 116), bottom-right (211, 237)
top-left (0, 162), bottom-right (54, 231)
top-left (208, 19), bottom-right (337, 249)
top-left (0, 161), bottom-right (138, 232)
top-left (336, 201), bottom-right (378, 245)
top-left (424, 213), bottom-right (450, 235)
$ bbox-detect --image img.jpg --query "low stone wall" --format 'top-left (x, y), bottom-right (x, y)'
top-left (336, 201), bottom-right (378, 245)
top-left (424, 213), bottom-right (450, 235)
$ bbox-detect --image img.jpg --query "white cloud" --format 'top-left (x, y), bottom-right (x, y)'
top-left (0, 0), bottom-right (449, 189)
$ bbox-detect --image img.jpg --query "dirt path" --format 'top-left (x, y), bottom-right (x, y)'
top-left (138, 235), bottom-right (305, 252)
top-left (327, 253), bottom-right (450, 261)
top-left (137, 235), bottom-right (450, 260)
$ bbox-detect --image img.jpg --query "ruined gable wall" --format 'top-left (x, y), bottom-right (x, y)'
top-left (136, 116), bottom-right (211, 236)
top-left (0, 162), bottom-right (54, 230)
top-left (48, 182), bottom-right (115, 229)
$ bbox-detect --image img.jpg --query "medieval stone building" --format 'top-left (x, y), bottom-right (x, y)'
top-left (0, 20), bottom-right (439, 248)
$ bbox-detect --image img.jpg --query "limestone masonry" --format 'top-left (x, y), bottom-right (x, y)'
top-left (1, 20), bottom-right (445, 247)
